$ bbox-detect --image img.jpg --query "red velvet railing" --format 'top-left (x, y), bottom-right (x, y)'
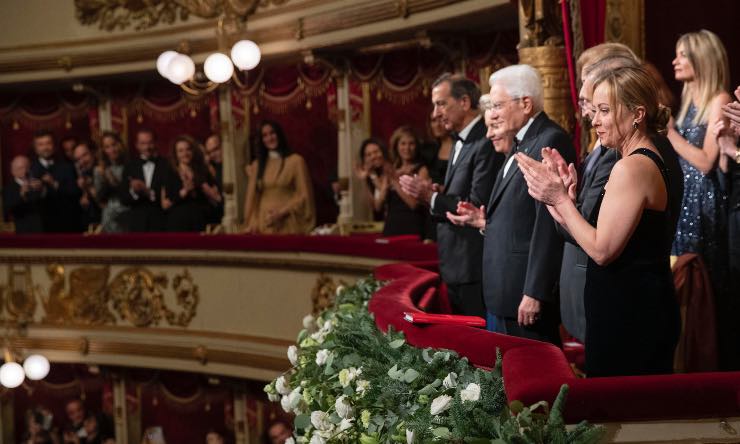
top-left (370, 263), bottom-right (740, 423)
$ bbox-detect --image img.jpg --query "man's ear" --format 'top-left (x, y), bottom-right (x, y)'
top-left (460, 94), bottom-right (472, 112)
top-left (520, 96), bottom-right (534, 114)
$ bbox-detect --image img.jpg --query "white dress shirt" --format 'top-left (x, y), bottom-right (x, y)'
top-left (431, 115), bottom-right (482, 210)
top-left (503, 112), bottom-right (540, 177)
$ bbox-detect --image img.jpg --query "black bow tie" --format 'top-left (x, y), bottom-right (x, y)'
top-left (452, 132), bottom-right (465, 143)
top-left (141, 156), bottom-right (156, 164)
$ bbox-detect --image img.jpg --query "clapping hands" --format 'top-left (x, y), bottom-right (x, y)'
top-left (446, 201), bottom-right (486, 229)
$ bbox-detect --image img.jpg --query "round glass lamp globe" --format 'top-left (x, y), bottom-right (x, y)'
top-left (204, 53), bottom-right (234, 83)
top-left (167, 54), bottom-right (196, 85)
top-left (156, 51), bottom-right (178, 79)
top-left (23, 354), bottom-right (50, 380)
top-left (231, 40), bottom-right (261, 70)
top-left (0, 362), bottom-right (25, 388)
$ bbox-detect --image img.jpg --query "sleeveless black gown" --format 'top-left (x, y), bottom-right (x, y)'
top-left (584, 148), bottom-right (681, 377)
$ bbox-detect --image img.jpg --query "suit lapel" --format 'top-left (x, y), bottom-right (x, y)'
top-left (443, 118), bottom-right (485, 189)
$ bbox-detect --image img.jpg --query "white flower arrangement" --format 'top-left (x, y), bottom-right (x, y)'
top-left (315, 349), bottom-right (331, 366)
top-left (335, 395), bottom-right (354, 419)
top-left (430, 394), bottom-right (453, 415)
top-left (288, 345), bottom-right (299, 366)
top-left (460, 383), bottom-right (481, 403)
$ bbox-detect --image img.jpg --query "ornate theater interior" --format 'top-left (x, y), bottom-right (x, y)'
top-left (1, 1), bottom-right (739, 443)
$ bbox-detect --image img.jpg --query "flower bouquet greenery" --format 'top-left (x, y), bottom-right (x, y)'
top-left (265, 278), bottom-right (604, 443)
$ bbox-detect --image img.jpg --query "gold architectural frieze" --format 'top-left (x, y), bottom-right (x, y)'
top-left (8, 336), bottom-right (289, 371)
top-left (605, 0), bottom-right (645, 59)
top-left (518, 45), bottom-right (575, 133)
top-left (0, 0), bottom-right (473, 76)
top-left (0, 254), bottom-right (379, 274)
top-left (1, 264), bottom-right (199, 328)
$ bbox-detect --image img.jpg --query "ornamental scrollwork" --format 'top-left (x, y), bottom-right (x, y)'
top-left (2, 264), bottom-right (200, 328)
top-left (75, 0), bottom-right (289, 31)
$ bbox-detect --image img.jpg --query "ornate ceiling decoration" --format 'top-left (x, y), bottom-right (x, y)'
top-left (75, 0), bottom-right (289, 31)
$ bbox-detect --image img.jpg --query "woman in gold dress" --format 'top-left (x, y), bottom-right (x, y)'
top-left (243, 121), bottom-right (315, 234)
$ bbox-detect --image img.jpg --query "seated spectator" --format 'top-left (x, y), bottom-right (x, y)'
top-left (73, 141), bottom-right (102, 230)
top-left (30, 129), bottom-right (82, 232)
top-left (243, 121), bottom-right (315, 234)
top-left (263, 420), bottom-right (292, 444)
top-left (120, 129), bottom-right (170, 232)
top-left (94, 131), bottom-right (130, 233)
top-left (354, 137), bottom-right (392, 222)
top-left (4, 155), bottom-right (44, 233)
top-left (162, 135), bottom-right (221, 232)
top-left (382, 125), bottom-right (430, 238)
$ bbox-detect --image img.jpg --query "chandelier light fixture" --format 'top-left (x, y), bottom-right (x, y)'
top-left (156, 17), bottom-right (261, 95)
top-left (0, 348), bottom-right (50, 388)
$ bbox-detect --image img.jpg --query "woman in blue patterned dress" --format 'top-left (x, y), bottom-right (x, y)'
top-left (667, 29), bottom-right (732, 290)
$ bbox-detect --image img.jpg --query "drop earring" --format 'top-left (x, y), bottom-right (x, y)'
top-left (632, 120), bottom-right (638, 129)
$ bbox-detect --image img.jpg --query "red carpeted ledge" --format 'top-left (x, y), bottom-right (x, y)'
top-left (0, 233), bottom-right (437, 262)
top-left (370, 262), bottom-right (740, 423)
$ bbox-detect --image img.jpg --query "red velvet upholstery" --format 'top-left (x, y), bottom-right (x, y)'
top-left (0, 233), bottom-right (437, 262)
top-left (369, 263), bottom-right (740, 423)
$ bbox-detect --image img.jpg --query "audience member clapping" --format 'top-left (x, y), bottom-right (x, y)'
top-left (354, 137), bottom-right (392, 221)
top-left (94, 131), bottom-right (130, 233)
top-left (4, 155), bottom-right (44, 233)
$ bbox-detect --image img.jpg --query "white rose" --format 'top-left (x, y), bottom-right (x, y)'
top-left (310, 411), bottom-right (332, 431)
top-left (267, 393), bottom-right (280, 402)
top-left (276, 376), bottom-right (291, 395)
top-left (309, 433), bottom-right (326, 444)
top-left (335, 285), bottom-right (345, 296)
top-left (338, 367), bottom-right (359, 387)
top-left (287, 346), bottom-right (299, 366)
top-left (310, 330), bottom-right (327, 344)
top-left (460, 383), bottom-right (481, 402)
top-left (335, 395), bottom-right (354, 419)
top-left (442, 372), bottom-right (458, 389)
top-left (285, 438), bottom-right (296, 444)
top-left (280, 395), bottom-right (292, 412)
top-left (303, 314), bottom-right (316, 330)
top-left (322, 319), bottom-right (333, 333)
top-left (430, 394), bottom-right (453, 415)
top-left (338, 418), bottom-right (354, 432)
top-left (288, 388), bottom-right (303, 411)
top-left (355, 379), bottom-right (370, 394)
top-left (406, 429), bottom-right (415, 444)
top-left (315, 349), bottom-right (331, 366)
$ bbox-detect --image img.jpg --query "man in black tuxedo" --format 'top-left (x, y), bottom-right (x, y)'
top-left (120, 129), bottom-right (170, 232)
top-left (204, 133), bottom-right (224, 225)
top-left (29, 129), bottom-right (83, 232)
top-left (4, 155), bottom-right (44, 233)
top-left (482, 65), bottom-right (576, 344)
top-left (399, 73), bottom-right (502, 317)
top-left (73, 142), bottom-right (102, 230)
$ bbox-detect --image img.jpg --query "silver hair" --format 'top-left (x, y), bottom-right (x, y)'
top-left (478, 93), bottom-right (492, 111)
top-left (488, 64), bottom-right (544, 112)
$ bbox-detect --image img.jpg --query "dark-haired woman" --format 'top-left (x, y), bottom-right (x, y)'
top-left (354, 138), bottom-right (391, 222)
top-left (162, 135), bottom-right (222, 232)
top-left (243, 121), bottom-right (315, 234)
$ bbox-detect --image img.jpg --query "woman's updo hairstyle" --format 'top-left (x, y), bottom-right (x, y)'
top-left (590, 65), bottom-right (670, 136)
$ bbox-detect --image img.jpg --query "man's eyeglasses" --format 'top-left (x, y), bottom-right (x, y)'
top-left (578, 97), bottom-right (596, 113)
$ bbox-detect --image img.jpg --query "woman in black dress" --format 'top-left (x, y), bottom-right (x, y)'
top-left (517, 66), bottom-right (680, 377)
top-left (163, 135), bottom-right (222, 232)
top-left (382, 126), bottom-right (430, 237)
top-left (355, 138), bottom-right (391, 222)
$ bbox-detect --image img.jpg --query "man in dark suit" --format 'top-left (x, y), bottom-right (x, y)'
top-left (4, 155), bottom-right (44, 233)
top-left (29, 129), bottom-right (83, 232)
top-left (73, 141), bottom-right (102, 230)
top-left (558, 75), bottom-right (618, 342)
top-left (399, 73), bottom-right (502, 317)
top-left (120, 128), bottom-right (170, 232)
top-left (482, 65), bottom-right (576, 344)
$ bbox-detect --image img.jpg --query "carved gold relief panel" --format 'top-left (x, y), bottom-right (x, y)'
top-left (1, 264), bottom-right (199, 328)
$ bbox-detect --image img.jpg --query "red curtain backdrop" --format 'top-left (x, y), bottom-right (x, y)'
top-left (579, 0), bottom-right (606, 49)
top-left (644, 0), bottom-right (740, 104)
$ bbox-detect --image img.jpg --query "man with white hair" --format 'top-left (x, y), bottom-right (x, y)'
top-left (481, 64), bottom-right (576, 343)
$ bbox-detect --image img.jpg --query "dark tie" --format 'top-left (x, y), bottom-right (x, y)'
top-left (451, 132), bottom-right (465, 144)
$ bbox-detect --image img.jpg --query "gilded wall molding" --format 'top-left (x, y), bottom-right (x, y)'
top-left (605, 0), bottom-right (645, 59)
top-left (2, 264), bottom-right (200, 328)
top-left (0, 0), bottom-right (497, 79)
top-left (0, 254), bottom-right (379, 274)
top-left (518, 45), bottom-right (574, 133)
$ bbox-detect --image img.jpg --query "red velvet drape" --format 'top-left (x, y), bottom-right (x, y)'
top-left (579, 0), bottom-right (606, 49)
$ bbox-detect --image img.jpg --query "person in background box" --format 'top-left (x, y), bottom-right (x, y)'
top-left (4, 155), bottom-right (44, 233)
top-left (73, 141), bottom-right (101, 230)
top-left (29, 129), bottom-right (83, 232)
top-left (205, 430), bottom-right (225, 444)
top-left (94, 131), bottom-right (130, 233)
top-left (120, 128), bottom-right (170, 232)
top-left (204, 133), bottom-right (224, 225)
top-left (263, 420), bottom-right (292, 444)
top-left (60, 135), bottom-right (78, 164)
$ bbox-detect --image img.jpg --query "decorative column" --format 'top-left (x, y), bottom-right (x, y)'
top-left (112, 375), bottom-right (129, 444)
top-left (605, 0), bottom-right (645, 59)
top-left (335, 69), bottom-right (370, 227)
top-left (233, 391), bottom-right (249, 444)
top-left (516, 0), bottom-right (574, 134)
top-left (218, 84), bottom-right (239, 232)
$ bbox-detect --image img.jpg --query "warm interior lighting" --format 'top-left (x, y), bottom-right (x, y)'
top-left (0, 361), bottom-right (25, 388)
top-left (204, 53), bottom-right (235, 83)
top-left (23, 354), bottom-right (50, 381)
top-left (231, 40), bottom-right (261, 71)
top-left (156, 50), bottom-right (179, 80)
top-left (167, 54), bottom-right (196, 85)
